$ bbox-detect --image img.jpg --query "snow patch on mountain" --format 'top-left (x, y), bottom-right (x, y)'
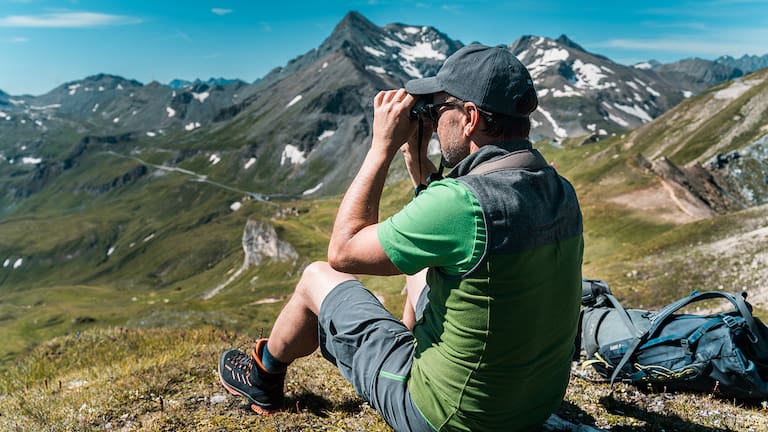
top-left (245, 157), bottom-right (256, 169)
top-left (209, 154), bottom-right (221, 165)
top-left (614, 103), bottom-right (653, 123)
top-left (552, 86), bottom-right (581, 98)
top-left (537, 106), bottom-right (567, 138)
top-left (527, 46), bottom-right (569, 78)
top-left (287, 95), bottom-right (303, 108)
top-left (281, 144), bottom-right (307, 165)
top-left (366, 65), bottom-right (387, 75)
top-left (30, 104), bottom-right (60, 110)
top-left (303, 182), bottom-right (324, 195)
top-left (166, 107), bottom-right (176, 118)
top-left (192, 91), bottom-right (210, 103)
top-left (402, 42), bottom-right (444, 60)
top-left (573, 60), bottom-right (614, 90)
top-left (364, 46), bottom-right (386, 57)
top-left (318, 130), bottom-right (335, 141)
top-left (21, 156), bottom-right (42, 164)
top-left (399, 61), bottom-right (422, 79)
top-left (607, 112), bottom-right (630, 127)
top-left (632, 78), bottom-right (660, 97)
top-left (381, 34), bottom-right (445, 79)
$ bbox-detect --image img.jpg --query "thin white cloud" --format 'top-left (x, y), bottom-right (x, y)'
top-left (596, 34), bottom-right (768, 58)
top-left (0, 12), bottom-right (142, 28)
top-left (211, 8), bottom-right (234, 16)
top-left (441, 4), bottom-right (463, 14)
top-left (11, 36), bottom-right (29, 42)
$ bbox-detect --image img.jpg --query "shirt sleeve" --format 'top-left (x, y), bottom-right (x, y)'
top-left (377, 178), bottom-right (486, 276)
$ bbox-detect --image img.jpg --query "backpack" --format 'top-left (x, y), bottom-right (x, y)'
top-left (579, 279), bottom-right (768, 400)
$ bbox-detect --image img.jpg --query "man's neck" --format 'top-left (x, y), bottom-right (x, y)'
top-left (471, 133), bottom-right (527, 151)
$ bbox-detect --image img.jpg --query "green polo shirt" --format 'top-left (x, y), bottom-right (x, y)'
top-left (378, 178), bottom-right (485, 276)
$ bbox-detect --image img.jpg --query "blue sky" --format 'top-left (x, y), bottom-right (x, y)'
top-left (1, 0), bottom-right (767, 96)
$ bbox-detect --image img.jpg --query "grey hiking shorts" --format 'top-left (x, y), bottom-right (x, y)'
top-left (317, 279), bottom-right (434, 432)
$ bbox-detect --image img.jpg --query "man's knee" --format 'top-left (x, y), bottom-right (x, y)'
top-left (296, 261), bottom-right (356, 313)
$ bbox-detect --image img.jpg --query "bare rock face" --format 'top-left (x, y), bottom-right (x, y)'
top-left (633, 153), bottom-right (751, 220)
top-left (242, 219), bottom-right (298, 267)
top-left (202, 219), bottom-right (298, 300)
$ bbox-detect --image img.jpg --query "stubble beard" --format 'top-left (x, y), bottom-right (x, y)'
top-left (439, 129), bottom-right (469, 168)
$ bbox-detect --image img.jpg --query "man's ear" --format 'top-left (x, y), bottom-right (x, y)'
top-left (463, 102), bottom-right (479, 137)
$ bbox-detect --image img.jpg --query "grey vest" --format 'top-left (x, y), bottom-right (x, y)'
top-left (446, 140), bottom-right (583, 275)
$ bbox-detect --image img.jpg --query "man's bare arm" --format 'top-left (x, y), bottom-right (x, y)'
top-left (327, 89), bottom-right (416, 275)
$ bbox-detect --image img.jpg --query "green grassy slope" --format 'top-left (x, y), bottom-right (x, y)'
top-left (2, 326), bottom-right (766, 431)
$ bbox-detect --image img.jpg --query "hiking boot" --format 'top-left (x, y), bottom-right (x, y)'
top-left (218, 339), bottom-right (285, 414)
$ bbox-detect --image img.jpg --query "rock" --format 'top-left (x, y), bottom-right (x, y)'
top-left (242, 219), bottom-right (298, 267)
top-left (209, 394), bottom-right (227, 405)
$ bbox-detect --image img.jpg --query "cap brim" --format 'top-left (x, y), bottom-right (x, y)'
top-left (405, 76), bottom-right (444, 95)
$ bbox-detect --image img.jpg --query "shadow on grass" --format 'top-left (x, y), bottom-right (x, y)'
top-left (285, 391), bottom-right (366, 417)
top-left (599, 395), bottom-right (733, 432)
top-left (554, 400), bottom-right (599, 428)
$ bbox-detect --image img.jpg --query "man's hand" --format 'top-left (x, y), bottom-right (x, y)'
top-left (371, 89), bottom-right (418, 158)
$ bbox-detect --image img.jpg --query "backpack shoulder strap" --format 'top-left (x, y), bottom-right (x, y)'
top-left (466, 148), bottom-right (549, 176)
top-left (648, 291), bottom-right (768, 353)
top-left (599, 293), bottom-right (646, 386)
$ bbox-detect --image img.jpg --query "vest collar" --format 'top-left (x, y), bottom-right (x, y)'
top-left (446, 139), bottom-right (533, 178)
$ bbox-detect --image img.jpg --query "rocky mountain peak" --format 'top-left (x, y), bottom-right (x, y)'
top-left (554, 34), bottom-right (587, 53)
top-left (507, 34), bottom-right (685, 140)
top-left (315, 11), bottom-right (384, 58)
top-left (715, 53), bottom-right (768, 75)
top-left (650, 58), bottom-right (743, 92)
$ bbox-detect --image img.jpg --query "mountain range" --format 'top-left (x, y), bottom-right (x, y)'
top-left (2, 12), bottom-right (766, 202)
top-left (1, 10), bottom-right (767, 363)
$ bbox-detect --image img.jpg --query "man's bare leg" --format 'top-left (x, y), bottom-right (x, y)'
top-left (266, 261), bottom-right (356, 363)
top-left (402, 268), bottom-right (428, 330)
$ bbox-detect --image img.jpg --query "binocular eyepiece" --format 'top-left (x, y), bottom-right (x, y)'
top-left (409, 97), bottom-right (431, 120)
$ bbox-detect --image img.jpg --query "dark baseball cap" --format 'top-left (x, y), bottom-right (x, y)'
top-left (405, 44), bottom-right (536, 117)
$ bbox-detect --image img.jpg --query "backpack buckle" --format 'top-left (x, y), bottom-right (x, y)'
top-left (721, 314), bottom-right (740, 329)
top-left (680, 338), bottom-right (693, 355)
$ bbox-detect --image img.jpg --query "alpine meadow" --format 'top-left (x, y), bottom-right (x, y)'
top-left (1, 11), bottom-right (768, 432)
